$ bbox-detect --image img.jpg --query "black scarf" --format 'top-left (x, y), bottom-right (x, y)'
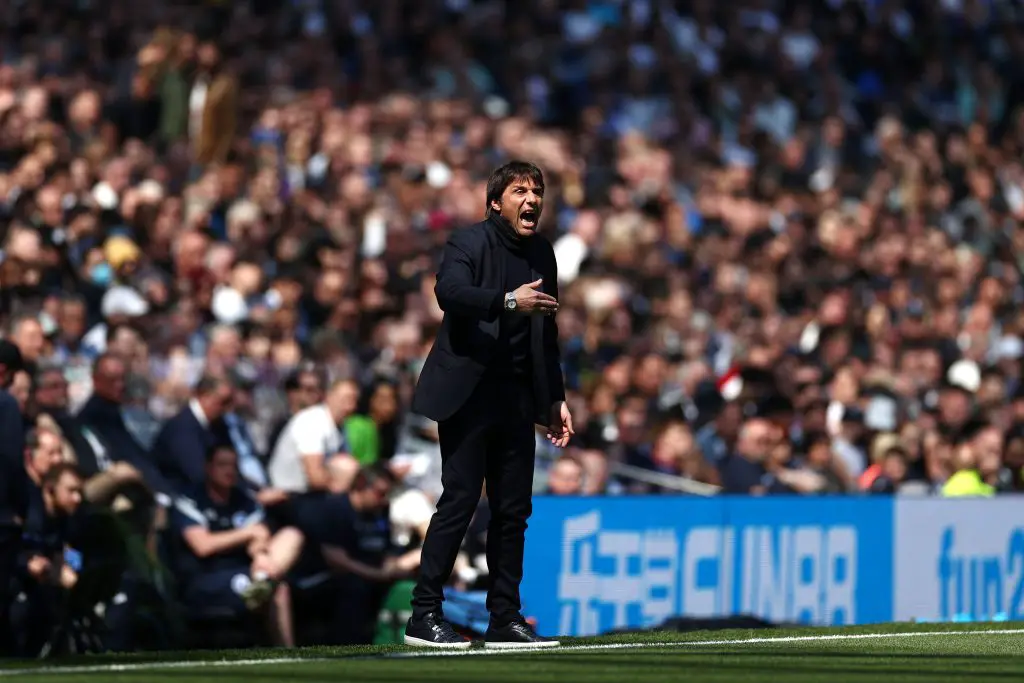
top-left (487, 213), bottom-right (528, 256)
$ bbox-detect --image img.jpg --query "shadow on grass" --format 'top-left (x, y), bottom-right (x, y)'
top-left (131, 650), bottom-right (1024, 683)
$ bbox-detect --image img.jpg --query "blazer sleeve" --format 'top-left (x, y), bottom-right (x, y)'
top-left (543, 245), bottom-right (566, 404)
top-left (433, 229), bottom-right (504, 321)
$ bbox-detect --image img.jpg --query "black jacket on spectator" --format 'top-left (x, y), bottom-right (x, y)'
top-left (0, 390), bottom-right (28, 527)
top-left (152, 405), bottom-right (227, 495)
top-left (75, 395), bottom-right (171, 496)
top-left (43, 409), bottom-right (97, 477)
top-left (411, 216), bottom-right (564, 425)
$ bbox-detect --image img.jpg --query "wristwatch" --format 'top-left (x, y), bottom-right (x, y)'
top-left (505, 291), bottom-right (517, 312)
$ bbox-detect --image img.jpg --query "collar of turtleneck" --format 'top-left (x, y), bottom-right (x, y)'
top-left (487, 213), bottom-right (528, 255)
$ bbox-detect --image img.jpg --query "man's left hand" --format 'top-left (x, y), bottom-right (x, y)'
top-left (546, 401), bottom-right (574, 448)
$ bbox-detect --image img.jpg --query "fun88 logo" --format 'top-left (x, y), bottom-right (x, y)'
top-left (894, 498), bottom-right (1024, 622)
top-left (936, 526), bottom-right (1024, 620)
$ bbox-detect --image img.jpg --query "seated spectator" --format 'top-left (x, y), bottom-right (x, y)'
top-left (11, 463), bottom-right (84, 657)
top-left (9, 369), bottom-right (32, 427)
top-left (641, 420), bottom-right (720, 491)
top-left (74, 353), bottom-right (171, 506)
top-left (152, 374), bottom-right (234, 494)
top-left (223, 370), bottom-right (282, 502)
top-left (8, 313), bottom-right (46, 374)
top-left (268, 379), bottom-right (361, 497)
top-left (31, 366), bottom-right (142, 508)
top-left (546, 454), bottom-right (584, 495)
top-left (861, 433), bottom-right (910, 493)
top-left (800, 432), bottom-right (848, 493)
top-left (576, 449), bottom-right (618, 495)
top-left (171, 444), bottom-right (303, 647)
top-left (267, 365), bottom-right (324, 458)
top-left (345, 379), bottom-right (402, 466)
top-left (942, 441), bottom-right (995, 498)
top-left (718, 418), bottom-right (796, 495)
top-left (1002, 424), bottom-right (1024, 492)
top-left (320, 464), bottom-right (419, 644)
top-left (23, 428), bottom-right (68, 494)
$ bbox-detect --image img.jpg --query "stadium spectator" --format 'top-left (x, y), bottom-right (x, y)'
top-left (545, 454), bottom-right (584, 496)
top-left (170, 444), bottom-right (303, 647)
top-left (345, 379), bottom-right (402, 466)
top-left (268, 378), bottom-right (361, 497)
top-left (152, 374), bottom-right (235, 494)
top-left (267, 365), bottom-right (325, 458)
top-left (12, 462), bottom-right (84, 657)
top-left (719, 418), bottom-right (794, 495)
top-left (320, 464), bottom-right (419, 645)
top-left (73, 354), bottom-right (169, 503)
top-left (7, 314), bottom-right (45, 372)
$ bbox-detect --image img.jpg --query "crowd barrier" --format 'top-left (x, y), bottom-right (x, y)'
top-left (519, 496), bottom-right (1024, 636)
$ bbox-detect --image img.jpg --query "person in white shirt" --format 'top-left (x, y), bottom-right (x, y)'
top-left (268, 379), bottom-right (360, 495)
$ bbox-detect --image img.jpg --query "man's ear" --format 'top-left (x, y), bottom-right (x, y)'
top-left (490, 200), bottom-right (501, 214)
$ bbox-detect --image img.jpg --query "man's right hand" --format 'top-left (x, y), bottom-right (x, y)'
top-left (513, 278), bottom-right (558, 314)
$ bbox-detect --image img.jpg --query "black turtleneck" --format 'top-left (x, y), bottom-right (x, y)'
top-left (488, 214), bottom-right (533, 379)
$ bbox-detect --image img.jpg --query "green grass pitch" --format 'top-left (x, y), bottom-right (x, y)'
top-left (2, 622), bottom-right (1022, 682)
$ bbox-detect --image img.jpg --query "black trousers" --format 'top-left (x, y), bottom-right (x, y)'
top-left (411, 374), bottom-right (536, 624)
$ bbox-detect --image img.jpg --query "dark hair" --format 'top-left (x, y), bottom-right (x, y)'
top-left (92, 351), bottom-right (125, 377)
top-left (484, 161), bottom-right (544, 216)
top-left (42, 462), bottom-right (79, 490)
top-left (195, 373), bottom-right (231, 397)
top-left (0, 339), bottom-right (24, 376)
top-left (358, 377), bottom-right (398, 415)
top-left (205, 443), bottom-right (236, 463)
top-left (284, 363), bottom-right (323, 393)
top-left (105, 322), bottom-right (139, 346)
top-left (353, 462), bottom-right (397, 490)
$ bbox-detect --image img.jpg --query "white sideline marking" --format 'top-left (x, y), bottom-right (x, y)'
top-left (0, 657), bottom-right (326, 677)
top-left (385, 627), bottom-right (1024, 658)
top-left (2, 628), bottom-right (1023, 676)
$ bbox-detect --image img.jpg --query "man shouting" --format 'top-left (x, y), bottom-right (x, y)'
top-left (406, 161), bottom-right (573, 649)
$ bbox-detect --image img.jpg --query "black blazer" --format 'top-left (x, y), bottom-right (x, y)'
top-left (152, 405), bottom-right (226, 494)
top-left (412, 217), bottom-right (566, 425)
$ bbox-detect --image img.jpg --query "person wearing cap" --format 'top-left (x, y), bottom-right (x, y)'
top-left (938, 360), bottom-right (980, 434)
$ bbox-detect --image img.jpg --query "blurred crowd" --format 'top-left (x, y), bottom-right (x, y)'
top-left (3, 0), bottom-right (1024, 656)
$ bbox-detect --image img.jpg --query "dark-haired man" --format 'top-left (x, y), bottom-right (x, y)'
top-left (12, 463), bottom-right (84, 656)
top-left (320, 464), bottom-right (419, 644)
top-left (152, 374), bottom-right (235, 494)
top-left (171, 445), bottom-right (303, 646)
top-left (406, 161), bottom-right (572, 649)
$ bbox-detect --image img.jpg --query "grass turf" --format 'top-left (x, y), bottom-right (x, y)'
top-left (2, 621), bottom-right (1022, 682)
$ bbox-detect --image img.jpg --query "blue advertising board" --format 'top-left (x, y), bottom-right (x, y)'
top-left (520, 496), bottom-right (894, 637)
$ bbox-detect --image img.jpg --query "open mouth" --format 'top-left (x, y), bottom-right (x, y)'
top-left (520, 209), bottom-right (538, 228)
